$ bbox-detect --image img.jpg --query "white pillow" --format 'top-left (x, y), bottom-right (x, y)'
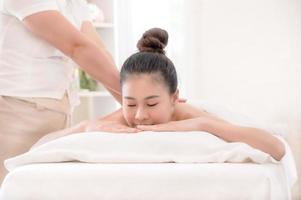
top-left (5, 131), bottom-right (278, 171)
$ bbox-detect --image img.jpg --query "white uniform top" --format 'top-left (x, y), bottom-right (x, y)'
top-left (0, 0), bottom-right (91, 107)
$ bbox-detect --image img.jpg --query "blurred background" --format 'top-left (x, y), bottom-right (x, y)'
top-left (75, 1), bottom-right (301, 198)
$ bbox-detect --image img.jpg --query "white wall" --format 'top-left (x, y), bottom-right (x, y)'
top-left (116, 0), bottom-right (301, 198)
top-left (181, 0), bottom-right (300, 121)
top-left (178, 0), bottom-right (301, 198)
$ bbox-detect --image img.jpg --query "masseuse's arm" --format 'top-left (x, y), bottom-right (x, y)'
top-left (137, 107), bottom-right (285, 161)
top-left (23, 11), bottom-right (121, 103)
top-left (80, 21), bottom-right (120, 101)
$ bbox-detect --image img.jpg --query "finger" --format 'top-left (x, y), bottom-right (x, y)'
top-left (177, 98), bottom-right (187, 103)
top-left (136, 125), bottom-right (164, 131)
top-left (122, 128), bottom-right (141, 133)
top-left (115, 125), bottom-right (141, 133)
top-left (136, 125), bottom-right (153, 131)
top-left (110, 127), bottom-right (141, 133)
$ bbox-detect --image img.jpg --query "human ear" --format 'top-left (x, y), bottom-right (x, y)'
top-left (171, 89), bottom-right (179, 105)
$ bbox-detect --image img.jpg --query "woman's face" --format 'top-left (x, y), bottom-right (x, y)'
top-left (122, 73), bottom-right (178, 127)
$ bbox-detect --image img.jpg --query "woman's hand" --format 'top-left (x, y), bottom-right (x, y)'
top-left (85, 119), bottom-right (140, 133)
top-left (136, 117), bottom-right (205, 132)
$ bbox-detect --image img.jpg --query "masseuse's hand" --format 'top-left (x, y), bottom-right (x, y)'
top-left (177, 98), bottom-right (187, 103)
top-left (136, 117), bottom-right (205, 132)
top-left (85, 119), bottom-right (140, 133)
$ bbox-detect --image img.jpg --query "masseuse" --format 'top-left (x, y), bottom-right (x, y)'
top-left (0, 0), bottom-right (121, 184)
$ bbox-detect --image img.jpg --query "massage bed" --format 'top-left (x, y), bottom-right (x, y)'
top-left (1, 131), bottom-right (297, 200)
top-left (1, 103), bottom-right (297, 199)
top-left (1, 162), bottom-right (291, 200)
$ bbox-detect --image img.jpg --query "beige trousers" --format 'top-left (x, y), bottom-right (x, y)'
top-left (0, 94), bottom-right (70, 185)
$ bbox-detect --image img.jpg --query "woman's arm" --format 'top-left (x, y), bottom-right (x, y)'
top-left (199, 116), bottom-right (285, 161)
top-left (138, 104), bottom-right (285, 161)
top-left (32, 109), bottom-right (138, 148)
top-left (31, 120), bottom-right (87, 149)
top-left (23, 11), bottom-right (121, 103)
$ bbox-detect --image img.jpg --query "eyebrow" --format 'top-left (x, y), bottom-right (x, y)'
top-left (124, 95), bottom-right (160, 100)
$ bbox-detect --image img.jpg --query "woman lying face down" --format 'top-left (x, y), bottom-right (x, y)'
top-left (33, 28), bottom-right (285, 161)
top-left (121, 28), bottom-right (179, 127)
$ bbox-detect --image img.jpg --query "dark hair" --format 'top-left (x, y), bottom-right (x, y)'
top-left (120, 28), bottom-right (178, 94)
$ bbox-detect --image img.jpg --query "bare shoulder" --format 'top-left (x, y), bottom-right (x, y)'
top-left (173, 102), bottom-right (208, 120)
top-left (100, 108), bottom-right (129, 126)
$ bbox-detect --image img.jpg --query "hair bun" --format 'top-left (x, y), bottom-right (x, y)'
top-left (137, 28), bottom-right (168, 54)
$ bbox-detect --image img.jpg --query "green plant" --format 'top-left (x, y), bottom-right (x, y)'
top-left (79, 70), bottom-right (98, 91)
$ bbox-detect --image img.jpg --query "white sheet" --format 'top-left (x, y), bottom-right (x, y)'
top-left (1, 162), bottom-right (290, 200)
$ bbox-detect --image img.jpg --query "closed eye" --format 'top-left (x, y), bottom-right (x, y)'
top-left (127, 104), bottom-right (136, 107)
top-left (147, 103), bottom-right (158, 107)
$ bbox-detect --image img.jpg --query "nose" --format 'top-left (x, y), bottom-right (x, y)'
top-left (135, 107), bottom-right (149, 124)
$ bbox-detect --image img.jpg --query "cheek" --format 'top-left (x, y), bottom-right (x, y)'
top-left (148, 104), bottom-right (173, 124)
top-left (122, 107), bottom-right (135, 126)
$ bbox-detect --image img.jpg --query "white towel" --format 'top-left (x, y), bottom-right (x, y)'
top-left (5, 131), bottom-right (278, 170)
top-left (4, 130), bottom-right (297, 188)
